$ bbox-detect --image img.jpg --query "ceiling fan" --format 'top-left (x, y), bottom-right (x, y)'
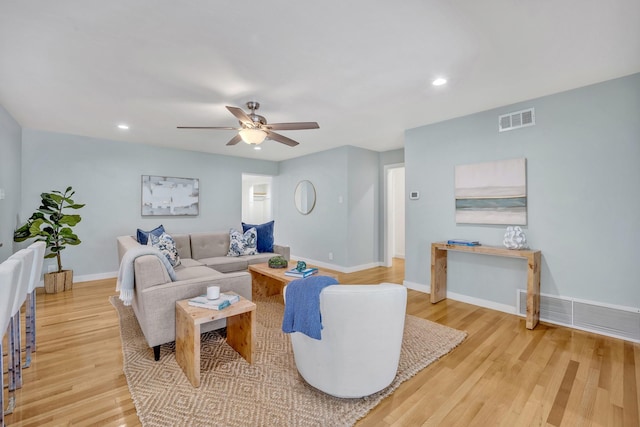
top-left (177, 101), bottom-right (319, 147)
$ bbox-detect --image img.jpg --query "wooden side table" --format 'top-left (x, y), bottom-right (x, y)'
top-left (175, 295), bottom-right (256, 387)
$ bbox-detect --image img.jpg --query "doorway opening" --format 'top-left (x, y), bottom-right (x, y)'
top-left (242, 174), bottom-right (273, 224)
top-left (384, 164), bottom-right (405, 268)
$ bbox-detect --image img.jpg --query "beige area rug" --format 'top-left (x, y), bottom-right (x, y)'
top-left (110, 296), bottom-right (466, 427)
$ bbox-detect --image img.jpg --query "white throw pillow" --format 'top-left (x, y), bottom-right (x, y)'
top-left (227, 227), bottom-right (258, 257)
top-left (149, 232), bottom-right (181, 267)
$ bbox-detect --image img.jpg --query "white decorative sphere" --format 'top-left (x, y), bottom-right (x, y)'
top-left (503, 226), bottom-right (527, 249)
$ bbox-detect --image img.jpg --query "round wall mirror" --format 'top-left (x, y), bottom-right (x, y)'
top-left (294, 180), bottom-right (316, 215)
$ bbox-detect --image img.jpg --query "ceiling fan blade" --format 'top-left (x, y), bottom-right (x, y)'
top-left (226, 134), bottom-right (242, 146)
top-left (266, 131), bottom-right (299, 147)
top-left (177, 126), bottom-right (239, 130)
top-left (226, 106), bottom-right (253, 126)
top-left (266, 122), bottom-right (320, 131)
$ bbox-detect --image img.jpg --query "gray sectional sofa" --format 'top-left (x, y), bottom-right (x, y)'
top-left (116, 231), bottom-right (290, 360)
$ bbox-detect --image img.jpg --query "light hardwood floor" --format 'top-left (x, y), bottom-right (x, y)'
top-left (3, 259), bottom-right (639, 426)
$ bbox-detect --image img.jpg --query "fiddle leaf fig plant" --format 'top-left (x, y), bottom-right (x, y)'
top-left (14, 186), bottom-right (85, 273)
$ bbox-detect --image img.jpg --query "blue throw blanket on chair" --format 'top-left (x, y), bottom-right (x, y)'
top-left (282, 275), bottom-right (339, 340)
top-left (116, 246), bottom-right (177, 306)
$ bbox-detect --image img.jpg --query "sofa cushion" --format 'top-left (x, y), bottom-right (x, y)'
top-left (137, 224), bottom-right (165, 245)
top-left (171, 234), bottom-right (192, 259)
top-left (190, 232), bottom-right (230, 259)
top-left (174, 265), bottom-right (224, 281)
top-left (176, 258), bottom-right (204, 268)
top-left (149, 232), bottom-right (181, 267)
top-left (227, 227), bottom-right (258, 257)
top-left (242, 220), bottom-right (274, 253)
top-left (243, 252), bottom-right (281, 265)
top-left (198, 257), bottom-right (249, 273)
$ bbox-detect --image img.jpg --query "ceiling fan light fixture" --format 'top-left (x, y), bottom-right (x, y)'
top-left (239, 128), bottom-right (267, 145)
top-left (177, 101), bottom-right (318, 147)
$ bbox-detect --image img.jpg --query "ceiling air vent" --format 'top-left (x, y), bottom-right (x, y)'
top-left (498, 108), bottom-right (535, 132)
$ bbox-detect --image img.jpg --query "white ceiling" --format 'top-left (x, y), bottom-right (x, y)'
top-left (1, 1), bottom-right (639, 162)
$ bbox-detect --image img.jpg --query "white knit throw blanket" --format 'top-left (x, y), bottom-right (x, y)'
top-left (116, 246), bottom-right (177, 306)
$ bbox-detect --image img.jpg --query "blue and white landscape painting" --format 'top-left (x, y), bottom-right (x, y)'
top-left (455, 158), bottom-right (527, 225)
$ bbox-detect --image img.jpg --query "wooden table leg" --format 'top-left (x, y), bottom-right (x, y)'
top-left (250, 271), bottom-right (284, 298)
top-left (226, 309), bottom-right (255, 364)
top-left (175, 304), bottom-right (201, 387)
top-left (525, 251), bottom-right (541, 329)
top-left (430, 244), bottom-right (448, 303)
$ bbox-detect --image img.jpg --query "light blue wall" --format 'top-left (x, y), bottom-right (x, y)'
top-left (18, 128), bottom-right (394, 276)
top-left (404, 73), bottom-right (640, 308)
top-left (276, 145), bottom-right (383, 270)
top-left (0, 105), bottom-right (22, 261)
top-left (379, 148), bottom-right (404, 167)
top-left (347, 146), bottom-right (380, 266)
top-left (21, 129), bottom-right (278, 276)
top-left (276, 146), bottom-right (349, 266)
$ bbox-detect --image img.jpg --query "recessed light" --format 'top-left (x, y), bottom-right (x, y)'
top-left (432, 78), bottom-right (447, 86)
top-left (117, 124), bottom-right (130, 130)
top-left (254, 146), bottom-right (262, 151)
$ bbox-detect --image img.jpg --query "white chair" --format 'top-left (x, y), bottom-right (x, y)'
top-left (24, 242), bottom-right (45, 367)
top-left (0, 259), bottom-right (22, 423)
top-left (285, 283), bottom-right (407, 398)
top-left (5, 249), bottom-right (35, 413)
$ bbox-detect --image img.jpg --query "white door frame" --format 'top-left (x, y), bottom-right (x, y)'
top-left (383, 163), bottom-right (405, 267)
top-left (241, 173), bottom-right (274, 224)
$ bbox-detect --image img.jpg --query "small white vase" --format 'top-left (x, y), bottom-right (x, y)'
top-left (503, 226), bottom-right (527, 249)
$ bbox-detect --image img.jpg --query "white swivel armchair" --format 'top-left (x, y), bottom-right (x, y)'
top-left (285, 283), bottom-right (407, 398)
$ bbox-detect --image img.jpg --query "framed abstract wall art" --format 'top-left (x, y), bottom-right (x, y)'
top-left (455, 158), bottom-right (527, 225)
top-left (141, 175), bottom-right (199, 216)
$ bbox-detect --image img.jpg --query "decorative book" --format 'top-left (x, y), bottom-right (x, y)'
top-left (188, 292), bottom-right (240, 310)
top-left (446, 239), bottom-right (481, 246)
top-left (284, 267), bottom-right (319, 278)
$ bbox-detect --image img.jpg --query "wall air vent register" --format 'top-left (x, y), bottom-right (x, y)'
top-left (499, 108), bottom-right (535, 132)
top-left (517, 290), bottom-right (640, 342)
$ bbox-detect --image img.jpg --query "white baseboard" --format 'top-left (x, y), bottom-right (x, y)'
top-left (38, 270), bottom-right (117, 287)
top-left (291, 255), bottom-right (382, 274)
top-left (447, 291), bottom-right (516, 315)
top-left (402, 280), bottom-right (516, 315)
top-left (403, 280), bottom-right (429, 293)
top-left (74, 271), bottom-right (118, 283)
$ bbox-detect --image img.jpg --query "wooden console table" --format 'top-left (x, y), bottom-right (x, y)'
top-left (430, 242), bottom-right (541, 329)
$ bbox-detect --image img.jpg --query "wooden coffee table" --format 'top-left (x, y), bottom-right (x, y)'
top-left (175, 294), bottom-right (256, 387)
top-left (248, 262), bottom-right (336, 298)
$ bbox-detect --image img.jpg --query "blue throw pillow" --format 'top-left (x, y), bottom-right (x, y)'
top-left (242, 220), bottom-right (274, 253)
top-left (136, 224), bottom-right (165, 245)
